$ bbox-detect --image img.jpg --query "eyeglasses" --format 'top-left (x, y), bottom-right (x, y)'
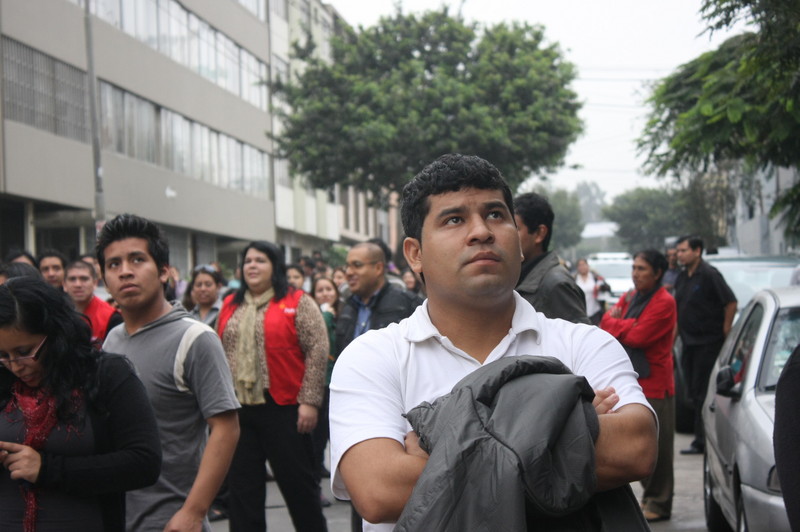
top-left (0, 336), bottom-right (47, 368)
top-left (345, 261), bottom-right (379, 271)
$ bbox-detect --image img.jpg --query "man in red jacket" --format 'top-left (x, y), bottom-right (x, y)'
top-left (64, 259), bottom-right (123, 343)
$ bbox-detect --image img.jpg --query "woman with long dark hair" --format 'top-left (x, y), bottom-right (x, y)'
top-left (0, 277), bottom-right (160, 531)
top-left (186, 265), bottom-right (226, 328)
top-left (218, 241), bottom-right (329, 531)
top-left (600, 249), bottom-right (677, 522)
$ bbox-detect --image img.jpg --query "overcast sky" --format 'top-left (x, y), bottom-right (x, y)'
top-left (328, 0), bottom-right (747, 201)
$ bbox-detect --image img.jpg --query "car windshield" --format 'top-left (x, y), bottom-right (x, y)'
top-left (760, 306), bottom-right (800, 390)
top-left (710, 260), bottom-right (798, 309)
top-left (593, 262), bottom-right (631, 279)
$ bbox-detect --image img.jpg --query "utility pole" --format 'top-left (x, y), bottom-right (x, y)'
top-left (84, 1), bottom-right (106, 235)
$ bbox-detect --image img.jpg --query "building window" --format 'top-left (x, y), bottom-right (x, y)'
top-left (270, 0), bottom-right (288, 21)
top-left (2, 37), bottom-right (89, 143)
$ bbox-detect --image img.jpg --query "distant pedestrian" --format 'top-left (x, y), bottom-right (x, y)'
top-left (513, 192), bottom-right (589, 324)
top-left (574, 258), bottom-right (604, 324)
top-left (674, 236), bottom-right (736, 455)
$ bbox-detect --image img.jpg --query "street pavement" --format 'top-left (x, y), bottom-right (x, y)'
top-left (213, 432), bottom-right (708, 531)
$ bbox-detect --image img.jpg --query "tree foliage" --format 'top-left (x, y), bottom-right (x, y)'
top-left (638, 0), bottom-right (800, 240)
top-left (602, 178), bottom-right (731, 253)
top-left (273, 8), bottom-right (582, 204)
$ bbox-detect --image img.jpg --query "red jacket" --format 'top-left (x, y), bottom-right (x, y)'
top-left (217, 289), bottom-right (305, 405)
top-left (83, 295), bottom-right (120, 344)
top-left (600, 286), bottom-right (676, 399)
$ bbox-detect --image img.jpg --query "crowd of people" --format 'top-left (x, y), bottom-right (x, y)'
top-left (0, 152), bottom-right (772, 532)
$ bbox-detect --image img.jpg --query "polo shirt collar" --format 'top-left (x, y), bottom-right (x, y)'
top-left (404, 291), bottom-right (543, 344)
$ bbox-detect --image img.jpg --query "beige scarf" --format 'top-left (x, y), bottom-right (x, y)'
top-left (233, 288), bottom-right (273, 405)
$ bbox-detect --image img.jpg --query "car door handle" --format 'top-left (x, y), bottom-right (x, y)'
top-left (709, 400), bottom-right (716, 412)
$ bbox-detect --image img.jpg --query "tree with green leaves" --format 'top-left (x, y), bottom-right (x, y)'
top-left (601, 180), bottom-right (729, 253)
top-left (638, 0), bottom-right (800, 241)
top-left (273, 8), bottom-right (582, 205)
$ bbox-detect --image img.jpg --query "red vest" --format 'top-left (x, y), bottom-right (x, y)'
top-left (218, 289), bottom-right (305, 405)
top-left (83, 296), bottom-right (118, 343)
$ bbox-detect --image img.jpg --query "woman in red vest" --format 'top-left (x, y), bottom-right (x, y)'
top-left (218, 241), bottom-right (329, 532)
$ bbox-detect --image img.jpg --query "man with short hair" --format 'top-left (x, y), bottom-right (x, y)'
top-left (513, 192), bottom-right (590, 324)
top-left (63, 259), bottom-right (122, 343)
top-left (98, 214), bottom-right (240, 532)
top-left (336, 242), bottom-right (422, 357)
top-left (674, 235), bottom-right (736, 455)
top-left (330, 154), bottom-right (657, 530)
top-left (37, 249), bottom-right (67, 290)
top-left (661, 247), bottom-right (680, 293)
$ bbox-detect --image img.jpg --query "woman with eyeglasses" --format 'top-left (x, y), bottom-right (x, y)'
top-left (0, 277), bottom-right (161, 532)
top-left (187, 266), bottom-right (226, 328)
top-left (218, 241), bottom-right (329, 531)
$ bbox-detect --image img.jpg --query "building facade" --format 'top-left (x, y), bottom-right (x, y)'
top-left (0, 0), bottom-right (389, 276)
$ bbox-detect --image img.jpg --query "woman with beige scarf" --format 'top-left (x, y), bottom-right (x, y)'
top-left (217, 241), bottom-right (329, 532)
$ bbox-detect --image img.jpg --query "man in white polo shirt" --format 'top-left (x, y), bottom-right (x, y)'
top-left (329, 154), bottom-right (657, 531)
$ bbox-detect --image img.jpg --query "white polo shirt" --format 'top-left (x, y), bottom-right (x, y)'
top-left (329, 292), bottom-right (650, 531)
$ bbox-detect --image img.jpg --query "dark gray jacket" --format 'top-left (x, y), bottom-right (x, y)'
top-left (396, 356), bottom-right (649, 532)
top-left (517, 251), bottom-right (590, 324)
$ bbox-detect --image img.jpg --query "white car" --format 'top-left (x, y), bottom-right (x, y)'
top-left (591, 259), bottom-right (633, 307)
top-left (703, 287), bottom-right (800, 532)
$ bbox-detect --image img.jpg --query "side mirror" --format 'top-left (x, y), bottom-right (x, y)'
top-left (716, 366), bottom-right (742, 399)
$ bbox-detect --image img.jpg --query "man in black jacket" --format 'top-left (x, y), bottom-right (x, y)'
top-left (336, 242), bottom-right (423, 356)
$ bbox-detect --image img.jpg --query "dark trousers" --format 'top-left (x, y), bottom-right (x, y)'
top-left (682, 341), bottom-right (723, 448)
top-left (640, 395), bottom-right (674, 517)
top-left (228, 397), bottom-right (328, 532)
top-left (311, 387), bottom-right (330, 480)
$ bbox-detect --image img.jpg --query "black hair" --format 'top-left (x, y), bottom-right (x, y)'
top-left (286, 263), bottom-right (305, 278)
top-left (676, 235), bottom-right (704, 253)
top-left (37, 249), bottom-right (67, 269)
top-left (0, 262), bottom-right (43, 282)
top-left (401, 154), bottom-right (514, 243)
top-left (233, 241), bottom-right (291, 304)
top-left (0, 277), bottom-right (102, 421)
top-left (513, 192), bottom-right (554, 253)
top-left (96, 214), bottom-right (170, 273)
top-left (4, 249), bottom-right (37, 268)
top-left (66, 259), bottom-right (97, 279)
top-left (634, 249), bottom-right (669, 284)
top-left (190, 265), bottom-right (225, 288)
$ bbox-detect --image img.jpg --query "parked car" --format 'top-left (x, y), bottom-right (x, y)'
top-left (591, 259), bottom-right (633, 307)
top-left (702, 286), bottom-right (800, 532)
top-left (674, 255), bottom-right (800, 433)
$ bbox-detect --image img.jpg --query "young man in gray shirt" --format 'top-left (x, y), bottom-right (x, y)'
top-left (99, 214), bottom-right (240, 532)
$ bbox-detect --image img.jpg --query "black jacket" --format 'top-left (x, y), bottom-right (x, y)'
top-left (335, 281), bottom-right (422, 356)
top-left (396, 356), bottom-right (649, 532)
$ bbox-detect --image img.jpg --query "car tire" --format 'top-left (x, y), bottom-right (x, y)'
top-left (704, 452), bottom-right (732, 532)
top-left (736, 487), bottom-right (748, 532)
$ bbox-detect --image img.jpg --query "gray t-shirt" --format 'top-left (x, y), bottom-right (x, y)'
top-left (104, 304), bottom-right (239, 532)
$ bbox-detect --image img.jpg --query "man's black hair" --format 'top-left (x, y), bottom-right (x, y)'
top-left (37, 249), bottom-right (67, 269)
top-left (676, 235), bottom-right (704, 253)
top-left (66, 259), bottom-right (97, 280)
top-left (513, 192), bottom-right (555, 253)
top-left (401, 153), bottom-right (514, 243)
top-left (4, 249), bottom-right (38, 268)
top-left (95, 214), bottom-right (170, 273)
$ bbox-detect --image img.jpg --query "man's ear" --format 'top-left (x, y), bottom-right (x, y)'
top-left (534, 225), bottom-right (549, 246)
top-left (403, 237), bottom-right (423, 274)
top-left (159, 264), bottom-right (171, 285)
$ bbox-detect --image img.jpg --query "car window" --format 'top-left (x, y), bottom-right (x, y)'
top-left (761, 306), bottom-right (800, 390)
top-left (593, 262), bottom-right (631, 278)
top-left (727, 303), bottom-right (764, 383)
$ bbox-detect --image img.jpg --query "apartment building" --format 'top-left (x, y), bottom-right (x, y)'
top-left (0, 0), bottom-right (389, 275)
